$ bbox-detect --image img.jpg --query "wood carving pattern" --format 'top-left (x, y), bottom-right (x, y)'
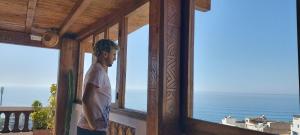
top-left (165, 0), bottom-right (180, 118)
top-left (149, 56), bottom-right (158, 90)
top-left (109, 121), bottom-right (135, 135)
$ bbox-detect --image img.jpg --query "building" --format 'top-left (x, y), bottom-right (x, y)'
top-left (245, 115), bottom-right (290, 135)
top-left (222, 115), bottom-right (290, 135)
top-left (222, 116), bottom-right (245, 128)
top-left (291, 115), bottom-right (300, 135)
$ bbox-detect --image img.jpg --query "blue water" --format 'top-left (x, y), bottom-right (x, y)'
top-left (0, 87), bottom-right (299, 123)
top-left (0, 86), bottom-right (50, 107)
top-left (194, 91), bottom-right (299, 123)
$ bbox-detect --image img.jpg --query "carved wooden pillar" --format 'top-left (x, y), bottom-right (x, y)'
top-left (56, 38), bottom-right (79, 135)
top-left (147, 0), bottom-right (181, 135)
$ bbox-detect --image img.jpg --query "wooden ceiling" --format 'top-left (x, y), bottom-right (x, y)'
top-left (0, 0), bottom-right (210, 47)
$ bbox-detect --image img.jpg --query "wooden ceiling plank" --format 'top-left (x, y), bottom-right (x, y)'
top-left (77, 0), bottom-right (148, 40)
top-left (59, 0), bottom-right (93, 36)
top-left (25, 0), bottom-right (38, 33)
top-left (195, 0), bottom-right (211, 12)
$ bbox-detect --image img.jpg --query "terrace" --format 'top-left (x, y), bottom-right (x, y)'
top-left (0, 0), bottom-right (299, 135)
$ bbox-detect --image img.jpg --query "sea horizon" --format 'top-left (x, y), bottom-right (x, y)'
top-left (0, 86), bottom-right (298, 123)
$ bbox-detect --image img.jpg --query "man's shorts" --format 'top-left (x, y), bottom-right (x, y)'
top-left (77, 126), bottom-right (106, 135)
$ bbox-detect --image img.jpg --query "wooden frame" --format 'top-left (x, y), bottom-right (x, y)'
top-left (75, 15), bottom-right (147, 120)
top-left (180, 0), bottom-right (195, 132)
top-left (297, 0), bottom-right (300, 107)
top-left (59, 0), bottom-right (93, 36)
top-left (115, 17), bottom-right (128, 109)
top-left (185, 118), bottom-right (274, 135)
top-left (182, 0), bottom-right (298, 135)
top-left (77, 0), bottom-right (148, 40)
top-left (0, 29), bottom-right (60, 49)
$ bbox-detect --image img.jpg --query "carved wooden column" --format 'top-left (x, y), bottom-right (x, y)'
top-left (56, 38), bottom-right (79, 135)
top-left (147, 0), bottom-right (182, 135)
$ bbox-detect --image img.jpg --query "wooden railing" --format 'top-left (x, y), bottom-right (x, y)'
top-left (109, 121), bottom-right (135, 135)
top-left (0, 107), bottom-right (33, 133)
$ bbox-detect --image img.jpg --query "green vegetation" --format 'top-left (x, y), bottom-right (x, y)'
top-left (31, 100), bottom-right (48, 129)
top-left (31, 84), bottom-right (57, 130)
top-left (47, 84), bottom-right (57, 130)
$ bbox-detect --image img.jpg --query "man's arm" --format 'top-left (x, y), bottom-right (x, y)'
top-left (82, 83), bottom-right (98, 130)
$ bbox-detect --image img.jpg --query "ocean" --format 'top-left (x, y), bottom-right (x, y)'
top-left (0, 86), bottom-right (50, 107)
top-left (0, 86), bottom-right (299, 123)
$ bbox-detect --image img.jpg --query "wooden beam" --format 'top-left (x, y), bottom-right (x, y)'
top-left (25, 0), bottom-right (38, 33)
top-left (185, 118), bottom-right (274, 135)
top-left (116, 17), bottom-right (128, 108)
top-left (59, 0), bottom-right (93, 36)
top-left (77, 0), bottom-right (148, 40)
top-left (195, 0), bottom-right (211, 12)
top-left (0, 29), bottom-right (59, 49)
top-left (0, 21), bottom-right (25, 32)
top-left (104, 28), bottom-right (110, 39)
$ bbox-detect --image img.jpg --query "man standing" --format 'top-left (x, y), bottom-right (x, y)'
top-left (77, 39), bottom-right (119, 135)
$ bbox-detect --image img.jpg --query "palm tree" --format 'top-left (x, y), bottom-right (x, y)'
top-left (0, 86), bottom-right (4, 106)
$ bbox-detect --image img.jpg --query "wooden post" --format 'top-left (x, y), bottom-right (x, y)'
top-left (147, 0), bottom-right (182, 135)
top-left (116, 17), bottom-right (128, 108)
top-left (92, 34), bottom-right (97, 64)
top-left (180, 0), bottom-right (195, 133)
top-left (75, 42), bottom-right (85, 103)
top-left (104, 28), bottom-right (110, 39)
top-left (56, 38), bottom-right (79, 135)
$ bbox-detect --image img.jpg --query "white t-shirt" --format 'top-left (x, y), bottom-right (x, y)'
top-left (77, 62), bottom-right (111, 131)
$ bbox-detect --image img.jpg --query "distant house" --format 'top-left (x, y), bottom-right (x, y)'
top-left (291, 115), bottom-right (300, 135)
top-left (222, 115), bottom-right (290, 135)
top-left (245, 115), bottom-right (290, 135)
top-left (221, 116), bottom-right (245, 128)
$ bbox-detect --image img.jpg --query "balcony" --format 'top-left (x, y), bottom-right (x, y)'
top-left (0, 107), bottom-right (33, 134)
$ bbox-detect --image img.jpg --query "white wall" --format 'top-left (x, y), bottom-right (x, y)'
top-left (291, 117), bottom-right (300, 135)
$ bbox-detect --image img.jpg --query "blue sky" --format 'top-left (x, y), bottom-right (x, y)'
top-left (0, 0), bottom-right (298, 94)
top-left (0, 44), bottom-right (59, 88)
top-left (194, 0), bottom-right (298, 94)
